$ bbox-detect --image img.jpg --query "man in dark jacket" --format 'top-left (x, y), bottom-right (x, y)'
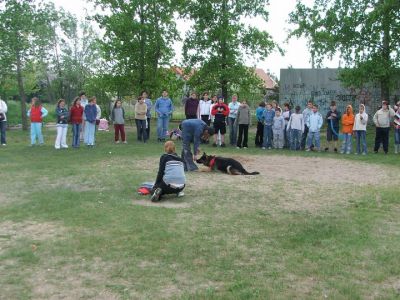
top-left (180, 119), bottom-right (214, 171)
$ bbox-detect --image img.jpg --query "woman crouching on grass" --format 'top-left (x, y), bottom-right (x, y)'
top-left (150, 141), bottom-right (186, 202)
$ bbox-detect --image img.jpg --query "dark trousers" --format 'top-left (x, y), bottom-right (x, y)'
top-left (237, 124), bottom-right (249, 148)
top-left (186, 115), bottom-right (197, 120)
top-left (201, 115), bottom-right (211, 126)
top-left (374, 127), bottom-right (390, 153)
top-left (154, 180), bottom-right (185, 198)
top-left (114, 124), bottom-right (126, 142)
top-left (255, 121), bottom-right (264, 147)
top-left (146, 117), bottom-right (151, 139)
top-left (135, 119), bottom-right (147, 142)
top-left (301, 125), bottom-right (310, 150)
top-left (0, 121), bottom-right (6, 144)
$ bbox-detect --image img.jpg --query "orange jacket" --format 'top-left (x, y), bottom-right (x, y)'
top-left (341, 105), bottom-right (355, 134)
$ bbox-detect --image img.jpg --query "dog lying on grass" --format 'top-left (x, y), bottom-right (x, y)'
top-left (196, 152), bottom-right (260, 175)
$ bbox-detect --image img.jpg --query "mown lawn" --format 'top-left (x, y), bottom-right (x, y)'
top-left (0, 124), bottom-right (399, 299)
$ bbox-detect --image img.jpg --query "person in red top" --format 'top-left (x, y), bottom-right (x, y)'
top-left (211, 96), bottom-right (230, 147)
top-left (340, 104), bottom-right (355, 154)
top-left (69, 96), bottom-right (84, 148)
top-left (27, 97), bottom-right (48, 146)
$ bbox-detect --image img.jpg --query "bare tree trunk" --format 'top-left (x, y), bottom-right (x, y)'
top-left (138, 0), bottom-right (146, 92)
top-left (380, 0), bottom-right (391, 101)
top-left (16, 51), bottom-right (28, 130)
top-left (220, 0), bottom-right (229, 100)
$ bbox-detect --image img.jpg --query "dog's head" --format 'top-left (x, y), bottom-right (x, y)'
top-left (196, 152), bottom-right (214, 166)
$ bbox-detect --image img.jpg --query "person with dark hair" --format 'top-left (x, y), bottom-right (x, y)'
top-left (79, 91), bottom-right (88, 141)
top-left (235, 99), bottom-right (251, 149)
top-left (199, 92), bottom-right (212, 126)
top-left (228, 94), bottom-right (239, 146)
top-left (180, 118), bottom-right (214, 171)
top-left (286, 105), bottom-right (304, 150)
top-left (0, 97), bottom-right (8, 145)
top-left (84, 97), bottom-right (97, 147)
top-left (135, 96), bottom-right (148, 143)
top-left (27, 97), bottom-right (48, 146)
top-left (255, 101), bottom-right (265, 147)
top-left (324, 100), bottom-right (341, 152)
top-left (301, 100), bottom-right (313, 150)
top-left (141, 91), bottom-right (152, 139)
top-left (373, 100), bottom-right (395, 154)
top-left (111, 99), bottom-right (126, 143)
top-left (54, 99), bottom-right (69, 149)
top-left (211, 96), bottom-right (229, 147)
top-left (155, 90), bottom-right (174, 142)
top-left (70, 97), bottom-right (84, 148)
top-left (282, 103), bottom-right (291, 148)
top-left (184, 92), bottom-right (199, 119)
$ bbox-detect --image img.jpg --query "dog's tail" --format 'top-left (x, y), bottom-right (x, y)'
top-left (242, 170), bottom-right (260, 175)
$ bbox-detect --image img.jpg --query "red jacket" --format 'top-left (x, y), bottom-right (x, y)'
top-left (30, 106), bottom-right (43, 122)
top-left (70, 105), bottom-right (84, 124)
top-left (211, 103), bottom-right (229, 123)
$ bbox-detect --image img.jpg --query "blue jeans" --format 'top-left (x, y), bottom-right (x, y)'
top-left (355, 130), bottom-right (367, 154)
top-left (290, 129), bottom-right (301, 150)
top-left (395, 128), bottom-right (400, 145)
top-left (0, 121), bottom-right (6, 144)
top-left (84, 121), bottom-right (96, 145)
top-left (307, 131), bottom-right (320, 150)
top-left (228, 117), bottom-right (237, 145)
top-left (262, 125), bottom-right (273, 148)
top-left (181, 134), bottom-right (198, 172)
top-left (157, 116), bottom-right (170, 139)
top-left (341, 133), bottom-right (352, 154)
top-left (72, 124), bottom-right (81, 147)
top-left (30, 122), bottom-right (44, 145)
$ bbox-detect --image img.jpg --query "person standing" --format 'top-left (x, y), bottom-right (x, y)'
top-left (272, 108), bottom-right (285, 149)
top-left (262, 103), bottom-right (275, 149)
top-left (394, 101), bottom-right (400, 154)
top-left (211, 96), bottom-right (229, 147)
top-left (199, 92), bottom-right (212, 126)
top-left (282, 103), bottom-right (291, 148)
top-left (301, 100), bottom-right (313, 150)
top-left (287, 106), bottom-right (304, 150)
top-left (141, 91), bottom-right (152, 139)
top-left (54, 99), bottom-right (69, 149)
top-left (184, 92), bottom-right (199, 119)
top-left (79, 91), bottom-right (88, 141)
top-left (155, 90), bottom-right (174, 142)
top-left (373, 100), bottom-right (395, 154)
top-left (0, 97), bottom-right (8, 146)
top-left (228, 94), bottom-right (239, 146)
top-left (27, 97), bottom-right (48, 146)
top-left (111, 99), bottom-right (126, 144)
top-left (235, 99), bottom-right (251, 149)
top-left (180, 118), bottom-right (214, 171)
top-left (69, 97), bottom-right (83, 148)
top-left (255, 101), bottom-right (265, 147)
top-left (340, 105), bottom-right (355, 154)
top-left (306, 104), bottom-right (323, 151)
top-left (353, 104), bottom-right (368, 155)
top-left (84, 97), bottom-right (97, 147)
top-left (135, 96), bottom-right (148, 143)
top-left (324, 100), bottom-right (341, 153)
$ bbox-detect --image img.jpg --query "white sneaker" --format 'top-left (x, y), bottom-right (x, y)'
top-left (115, 141), bottom-right (120, 144)
top-left (177, 191), bottom-right (185, 197)
top-left (262, 147), bottom-right (266, 150)
top-left (1, 143), bottom-right (6, 146)
top-left (61, 145), bottom-right (68, 149)
top-left (236, 147), bottom-right (240, 149)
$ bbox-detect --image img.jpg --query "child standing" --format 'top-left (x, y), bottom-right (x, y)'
top-left (282, 103), bottom-right (291, 148)
top-left (373, 100), bottom-right (395, 154)
top-left (340, 105), bottom-right (355, 154)
top-left (27, 97), bottom-right (48, 146)
top-left (135, 96), bottom-right (148, 142)
top-left (84, 97), bottom-right (97, 147)
top-left (70, 97), bottom-right (83, 148)
top-left (324, 100), bottom-right (341, 152)
top-left (111, 100), bottom-right (126, 143)
top-left (262, 103), bottom-right (275, 149)
top-left (211, 96), bottom-right (229, 147)
top-left (287, 106), bottom-right (304, 150)
top-left (272, 108), bottom-right (285, 149)
top-left (255, 102), bottom-right (265, 147)
top-left (235, 99), bottom-right (251, 149)
top-left (353, 104), bottom-right (368, 155)
top-left (55, 99), bottom-right (69, 149)
top-left (306, 104), bottom-right (323, 151)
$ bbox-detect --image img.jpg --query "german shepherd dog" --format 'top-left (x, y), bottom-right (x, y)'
top-left (196, 152), bottom-right (260, 175)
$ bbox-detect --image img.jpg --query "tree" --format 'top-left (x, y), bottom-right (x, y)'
top-left (182, 0), bottom-right (277, 99)
top-left (91, 0), bottom-right (180, 96)
top-left (289, 0), bottom-right (400, 101)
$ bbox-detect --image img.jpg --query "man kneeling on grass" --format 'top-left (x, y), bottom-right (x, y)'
top-left (150, 141), bottom-right (186, 202)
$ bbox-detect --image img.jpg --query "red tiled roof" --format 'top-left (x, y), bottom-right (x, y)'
top-left (255, 68), bottom-right (277, 90)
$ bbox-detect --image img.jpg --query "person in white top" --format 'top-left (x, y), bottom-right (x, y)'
top-left (199, 92), bottom-right (212, 126)
top-left (286, 105), bottom-right (304, 150)
top-left (0, 98), bottom-right (8, 145)
top-left (353, 104), bottom-right (368, 155)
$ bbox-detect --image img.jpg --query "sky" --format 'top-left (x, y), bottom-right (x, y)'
top-left (52, 0), bottom-right (340, 79)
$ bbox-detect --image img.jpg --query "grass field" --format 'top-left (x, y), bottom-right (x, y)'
top-left (0, 123), bottom-right (399, 299)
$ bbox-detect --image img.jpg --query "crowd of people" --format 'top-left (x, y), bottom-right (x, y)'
top-left (0, 91), bottom-right (399, 155)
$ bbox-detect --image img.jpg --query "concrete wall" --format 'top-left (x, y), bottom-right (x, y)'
top-left (279, 68), bottom-right (400, 118)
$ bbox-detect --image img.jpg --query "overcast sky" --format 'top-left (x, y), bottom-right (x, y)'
top-left (52, 0), bottom-right (340, 79)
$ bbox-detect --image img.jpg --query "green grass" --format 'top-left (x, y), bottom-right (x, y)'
top-left (0, 124), bottom-right (399, 299)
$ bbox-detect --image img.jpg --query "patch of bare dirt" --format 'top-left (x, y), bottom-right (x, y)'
top-left (0, 221), bottom-right (66, 254)
top-left (133, 196), bottom-right (191, 209)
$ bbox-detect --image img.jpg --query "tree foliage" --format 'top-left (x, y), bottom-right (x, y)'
top-left (182, 0), bottom-right (277, 99)
top-left (289, 0), bottom-right (400, 100)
